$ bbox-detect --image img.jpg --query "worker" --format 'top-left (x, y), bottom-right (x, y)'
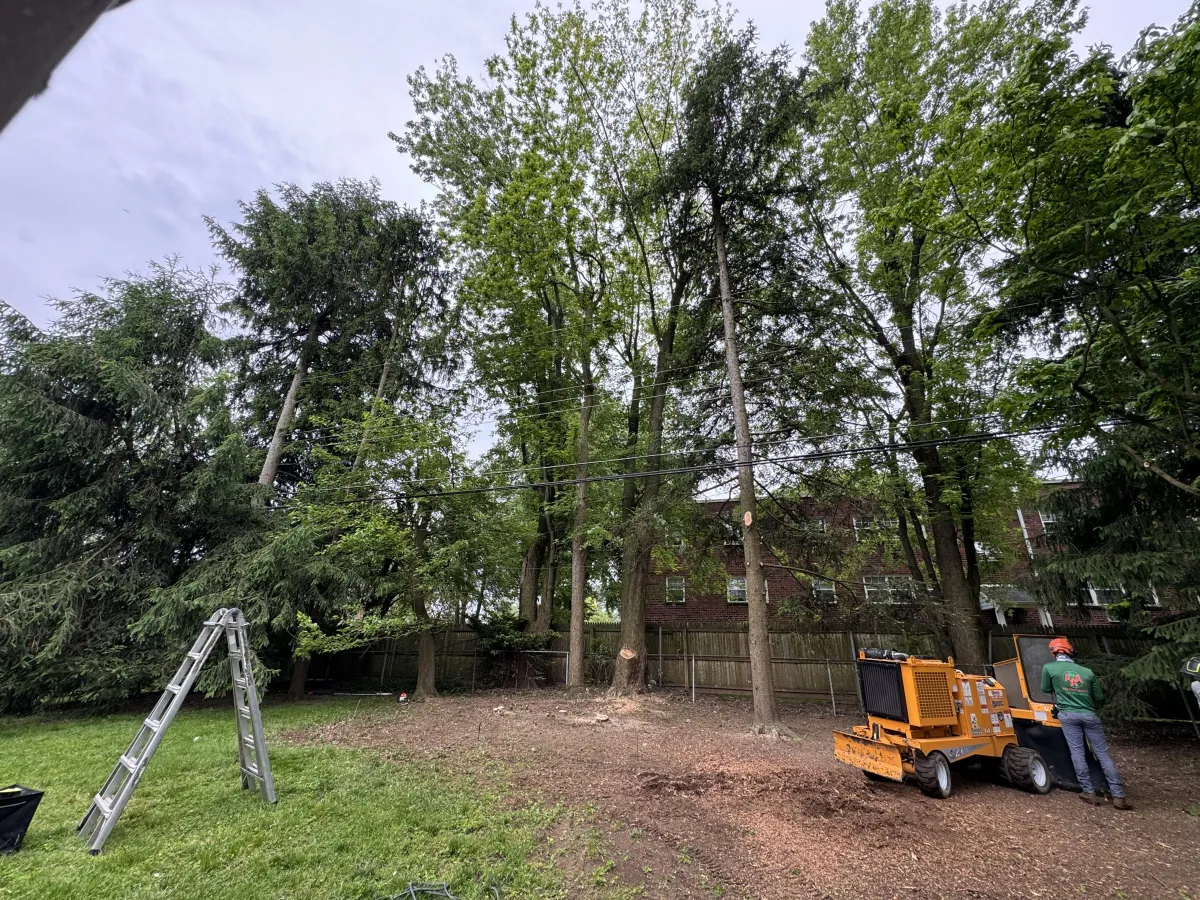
top-left (1040, 638), bottom-right (1131, 810)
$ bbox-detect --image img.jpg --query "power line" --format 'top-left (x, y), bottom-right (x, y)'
top-left (288, 423), bottom-right (1071, 505)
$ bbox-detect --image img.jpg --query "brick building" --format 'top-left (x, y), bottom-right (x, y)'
top-left (642, 485), bottom-right (1160, 631)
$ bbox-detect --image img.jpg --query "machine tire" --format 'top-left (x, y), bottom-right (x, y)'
top-left (1004, 746), bottom-right (1053, 794)
top-left (913, 751), bottom-right (952, 799)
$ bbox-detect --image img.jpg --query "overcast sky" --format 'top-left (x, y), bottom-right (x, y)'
top-left (0, 0), bottom-right (1190, 327)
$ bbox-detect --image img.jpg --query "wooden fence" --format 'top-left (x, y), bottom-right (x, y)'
top-left (308, 623), bottom-right (1154, 702)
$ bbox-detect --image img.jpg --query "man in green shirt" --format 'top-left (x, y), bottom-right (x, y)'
top-left (1040, 638), bottom-right (1131, 809)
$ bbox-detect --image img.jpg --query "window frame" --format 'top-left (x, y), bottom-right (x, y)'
top-left (812, 579), bottom-right (837, 604)
top-left (726, 575), bottom-right (748, 604)
top-left (664, 575), bottom-right (686, 605)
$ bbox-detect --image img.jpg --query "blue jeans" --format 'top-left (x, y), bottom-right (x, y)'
top-left (1058, 710), bottom-right (1125, 798)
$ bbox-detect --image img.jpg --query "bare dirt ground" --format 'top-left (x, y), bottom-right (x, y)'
top-left (286, 690), bottom-right (1200, 900)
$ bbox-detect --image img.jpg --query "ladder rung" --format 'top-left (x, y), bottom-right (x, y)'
top-left (236, 705), bottom-right (251, 718)
top-left (187, 651), bottom-right (204, 661)
top-left (118, 754), bottom-right (139, 772)
top-left (145, 718), bottom-right (162, 731)
top-left (234, 678), bottom-right (248, 690)
top-left (240, 765), bottom-right (260, 780)
top-left (165, 683), bottom-right (183, 694)
top-left (92, 795), bottom-right (113, 818)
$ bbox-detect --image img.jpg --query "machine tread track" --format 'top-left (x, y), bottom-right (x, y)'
top-left (1003, 746), bottom-right (1052, 794)
top-left (913, 751), bottom-right (952, 799)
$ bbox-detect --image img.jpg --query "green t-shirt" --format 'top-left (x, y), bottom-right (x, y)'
top-left (1041, 659), bottom-right (1104, 713)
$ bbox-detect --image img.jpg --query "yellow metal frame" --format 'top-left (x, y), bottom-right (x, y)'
top-left (834, 653), bottom-right (1019, 779)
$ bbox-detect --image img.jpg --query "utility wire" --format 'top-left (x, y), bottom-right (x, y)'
top-left (290, 423), bottom-right (1071, 505)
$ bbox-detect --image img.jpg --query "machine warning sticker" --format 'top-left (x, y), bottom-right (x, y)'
top-left (1003, 712), bottom-right (1013, 729)
top-left (969, 713), bottom-right (982, 736)
top-left (1034, 710), bottom-right (1048, 721)
top-left (988, 689), bottom-right (1004, 703)
top-left (963, 687), bottom-right (973, 706)
top-left (990, 713), bottom-right (999, 725)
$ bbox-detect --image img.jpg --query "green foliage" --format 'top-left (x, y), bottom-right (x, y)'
top-left (977, 2), bottom-right (1200, 685)
top-left (0, 264), bottom-right (256, 712)
top-left (469, 610), bottom-right (555, 656)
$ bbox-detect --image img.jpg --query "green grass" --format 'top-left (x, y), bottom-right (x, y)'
top-left (0, 699), bottom-right (563, 900)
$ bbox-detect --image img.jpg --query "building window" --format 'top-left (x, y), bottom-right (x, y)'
top-left (727, 576), bottom-right (747, 604)
top-left (853, 516), bottom-right (898, 540)
top-left (1038, 510), bottom-right (1058, 533)
top-left (864, 575), bottom-right (912, 603)
top-left (1085, 583), bottom-right (1122, 607)
top-left (665, 576), bottom-right (686, 605)
top-left (812, 579), bottom-right (836, 604)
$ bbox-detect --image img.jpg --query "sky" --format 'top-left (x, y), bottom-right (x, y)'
top-left (0, 0), bottom-right (1191, 327)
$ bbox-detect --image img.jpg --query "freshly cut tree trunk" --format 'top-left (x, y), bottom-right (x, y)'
top-left (568, 353), bottom-right (594, 688)
top-left (259, 320), bottom-right (319, 487)
top-left (713, 208), bottom-right (780, 732)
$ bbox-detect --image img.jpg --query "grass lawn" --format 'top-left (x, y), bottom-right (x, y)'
top-left (0, 698), bottom-right (565, 900)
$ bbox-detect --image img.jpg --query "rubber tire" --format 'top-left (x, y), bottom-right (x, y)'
top-left (914, 751), bottom-right (952, 799)
top-left (1004, 746), bottom-right (1053, 794)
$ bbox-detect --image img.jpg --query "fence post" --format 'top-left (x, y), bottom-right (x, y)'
top-left (848, 632), bottom-right (864, 713)
top-left (691, 654), bottom-right (696, 705)
top-left (565, 649), bottom-right (570, 688)
top-left (658, 626), bottom-right (663, 686)
top-left (826, 660), bottom-right (837, 716)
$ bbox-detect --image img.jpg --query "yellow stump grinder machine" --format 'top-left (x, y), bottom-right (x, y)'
top-left (833, 635), bottom-right (1112, 799)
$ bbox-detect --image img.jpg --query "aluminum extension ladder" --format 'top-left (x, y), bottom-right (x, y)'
top-left (78, 608), bottom-right (277, 854)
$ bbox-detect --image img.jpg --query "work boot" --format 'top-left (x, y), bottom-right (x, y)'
top-left (1112, 796), bottom-right (1134, 811)
top-left (1079, 792), bottom-right (1103, 806)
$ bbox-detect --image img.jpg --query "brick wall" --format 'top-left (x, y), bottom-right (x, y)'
top-left (641, 492), bottom-right (1177, 630)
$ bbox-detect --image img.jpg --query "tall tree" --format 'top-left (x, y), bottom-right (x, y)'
top-left (975, 3), bottom-right (1200, 681)
top-left (657, 30), bottom-right (811, 730)
top-left (0, 264), bottom-right (255, 711)
top-left (798, 0), bottom-right (1050, 668)
top-left (209, 179), bottom-right (425, 491)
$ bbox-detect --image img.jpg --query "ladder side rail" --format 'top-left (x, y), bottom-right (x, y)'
top-left (225, 619), bottom-right (255, 789)
top-left (80, 613), bottom-right (230, 853)
top-left (231, 611), bottom-right (277, 803)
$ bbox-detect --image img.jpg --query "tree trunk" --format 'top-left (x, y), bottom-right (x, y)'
top-left (518, 523), bottom-right (546, 625)
top-left (610, 276), bottom-right (686, 694)
top-left (713, 207), bottom-right (780, 731)
top-left (353, 275), bottom-right (407, 471)
top-left (568, 354), bottom-right (594, 688)
top-left (912, 445), bottom-right (987, 668)
top-left (287, 656), bottom-right (310, 701)
top-left (411, 589), bottom-right (438, 701)
top-left (535, 537), bottom-right (557, 633)
top-left (411, 513), bottom-right (438, 700)
top-left (259, 320), bottom-right (319, 487)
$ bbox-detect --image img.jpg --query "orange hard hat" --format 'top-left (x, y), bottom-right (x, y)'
top-left (1048, 637), bottom-right (1074, 656)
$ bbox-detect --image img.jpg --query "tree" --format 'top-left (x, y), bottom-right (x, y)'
top-left (0, 264), bottom-right (255, 711)
top-left (209, 179), bottom-right (429, 491)
top-left (975, 2), bottom-right (1200, 685)
top-left (658, 29), bottom-right (812, 730)
top-left (798, 0), bottom-right (1053, 668)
